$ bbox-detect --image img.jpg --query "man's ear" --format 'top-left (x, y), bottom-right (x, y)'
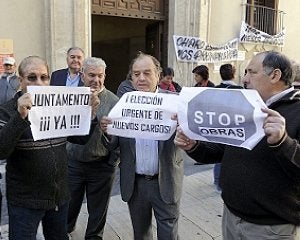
top-left (270, 69), bottom-right (282, 83)
top-left (18, 76), bottom-right (25, 91)
top-left (81, 72), bottom-right (86, 81)
top-left (18, 76), bottom-right (23, 84)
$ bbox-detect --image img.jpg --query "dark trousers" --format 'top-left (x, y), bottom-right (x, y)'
top-left (128, 176), bottom-right (180, 240)
top-left (0, 185), bottom-right (2, 225)
top-left (67, 159), bottom-right (116, 240)
top-left (8, 202), bottom-right (68, 240)
top-left (213, 163), bottom-right (222, 191)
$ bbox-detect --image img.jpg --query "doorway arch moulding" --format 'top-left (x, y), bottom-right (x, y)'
top-left (92, 0), bottom-right (166, 20)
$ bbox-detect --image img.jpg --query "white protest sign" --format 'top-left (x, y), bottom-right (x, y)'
top-left (173, 35), bottom-right (238, 63)
top-left (27, 86), bottom-right (92, 141)
top-left (178, 87), bottom-right (267, 149)
top-left (107, 91), bottom-right (178, 140)
top-left (239, 21), bottom-right (285, 46)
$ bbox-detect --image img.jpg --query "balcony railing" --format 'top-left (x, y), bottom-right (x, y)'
top-left (244, 3), bottom-right (285, 35)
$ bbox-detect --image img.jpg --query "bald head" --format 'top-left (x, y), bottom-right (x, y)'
top-left (18, 56), bottom-right (50, 92)
top-left (18, 56), bottom-right (49, 77)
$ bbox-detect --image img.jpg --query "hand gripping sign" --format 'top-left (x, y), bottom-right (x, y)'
top-left (178, 87), bottom-right (267, 149)
top-left (107, 91), bottom-right (178, 140)
top-left (28, 86), bottom-right (92, 141)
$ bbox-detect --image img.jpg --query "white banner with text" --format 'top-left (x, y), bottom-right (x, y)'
top-left (173, 35), bottom-right (238, 63)
top-left (107, 91), bottom-right (178, 140)
top-left (239, 21), bottom-right (285, 46)
top-left (28, 86), bottom-right (91, 141)
top-left (177, 87), bottom-right (267, 149)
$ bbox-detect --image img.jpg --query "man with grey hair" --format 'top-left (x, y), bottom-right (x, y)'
top-left (175, 51), bottom-right (300, 239)
top-left (67, 57), bottom-right (119, 240)
top-left (50, 47), bottom-right (85, 87)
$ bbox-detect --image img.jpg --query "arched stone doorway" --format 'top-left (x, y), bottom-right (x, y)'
top-left (91, 0), bottom-right (168, 93)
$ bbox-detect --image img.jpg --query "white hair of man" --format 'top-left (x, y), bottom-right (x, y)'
top-left (82, 57), bottom-right (106, 73)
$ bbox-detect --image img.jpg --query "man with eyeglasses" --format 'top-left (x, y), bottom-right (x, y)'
top-left (50, 47), bottom-right (85, 87)
top-left (0, 56), bottom-right (99, 239)
top-left (175, 51), bottom-right (300, 239)
top-left (0, 57), bottom-right (19, 105)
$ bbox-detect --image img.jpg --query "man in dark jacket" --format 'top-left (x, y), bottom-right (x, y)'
top-left (213, 64), bottom-right (243, 191)
top-left (0, 56), bottom-right (19, 105)
top-left (175, 51), bottom-right (300, 239)
top-left (0, 56), bottom-right (99, 239)
top-left (101, 52), bottom-right (183, 240)
top-left (50, 47), bottom-right (85, 87)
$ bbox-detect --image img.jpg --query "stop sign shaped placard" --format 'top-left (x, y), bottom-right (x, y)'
top-left (178, 87), bottom-right (267, 149)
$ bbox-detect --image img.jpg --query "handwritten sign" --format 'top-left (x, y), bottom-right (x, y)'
top-left (27, 86), bottom-right (91, 141)
top-left (239, 21), bottom-right (285, 46)
top-left (178, 87), bottom-right (267, 149)
top-left (173, 35), bottom-right (238, 63)
top-left (107, 91), bottom-right (178, 140)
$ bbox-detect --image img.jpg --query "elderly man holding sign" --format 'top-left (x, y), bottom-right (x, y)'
top-left (66, 57), bottom-right (119, 240)
top-left (0, 56), bottom-right (99, 239)
top-left (101, 52), bottom-right (183, 240)
top-left (175, 51), bottom-right (300, 240)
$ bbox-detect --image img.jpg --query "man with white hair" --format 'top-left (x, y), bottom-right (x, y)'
top-left (100, 52), bottom-right (183, 240)
top-left (67, 57), bottom-right (119, 240)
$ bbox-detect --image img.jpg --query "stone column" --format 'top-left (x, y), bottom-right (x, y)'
top-left (45, 0), bottom-right (91, 71)
top-left (168, 0), bottom-right (209, 87)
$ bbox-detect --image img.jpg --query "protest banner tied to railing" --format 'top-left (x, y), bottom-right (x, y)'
top-left (173, 35), bottom-right (238, 63)
top-left (239, 21), bottom-right (285, 46)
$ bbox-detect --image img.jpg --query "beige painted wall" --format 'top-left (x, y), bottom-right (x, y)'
top-left (168, 0), bottom-right (206, 87)
top-left (208, 0), bottom-right (245, 85)
top-left (278, 1), bottom-right (300, 62)
top-left (169, 0), bottom-right (245, 87)
top-left (1, 0), bottom-right (300, 80)
top-left (0, 0), bottom-right (46, 66)
top-left (46, 0), bottom-right (91, 71)
top-left (209, 0), bottom-right (242, 44)
top-left (168, 0), bottom-right (300, 87)
top-left (0, 0), bottom-right (90, 72)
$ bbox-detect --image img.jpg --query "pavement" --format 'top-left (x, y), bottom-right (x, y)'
top-left (0, 152), bottom-right (223, 239)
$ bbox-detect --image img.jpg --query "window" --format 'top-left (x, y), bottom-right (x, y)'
top-left (245, 0), bottom-right (284, 35)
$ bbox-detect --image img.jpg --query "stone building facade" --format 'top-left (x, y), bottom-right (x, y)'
top-left (1, 0), bottom-right (299, 92)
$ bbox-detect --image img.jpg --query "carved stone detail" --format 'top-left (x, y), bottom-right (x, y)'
top-left (92, 0), bottom-right (165, 20)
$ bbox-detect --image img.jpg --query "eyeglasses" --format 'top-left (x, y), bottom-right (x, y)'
top-left (24, 74), bottom-right (50, 82)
